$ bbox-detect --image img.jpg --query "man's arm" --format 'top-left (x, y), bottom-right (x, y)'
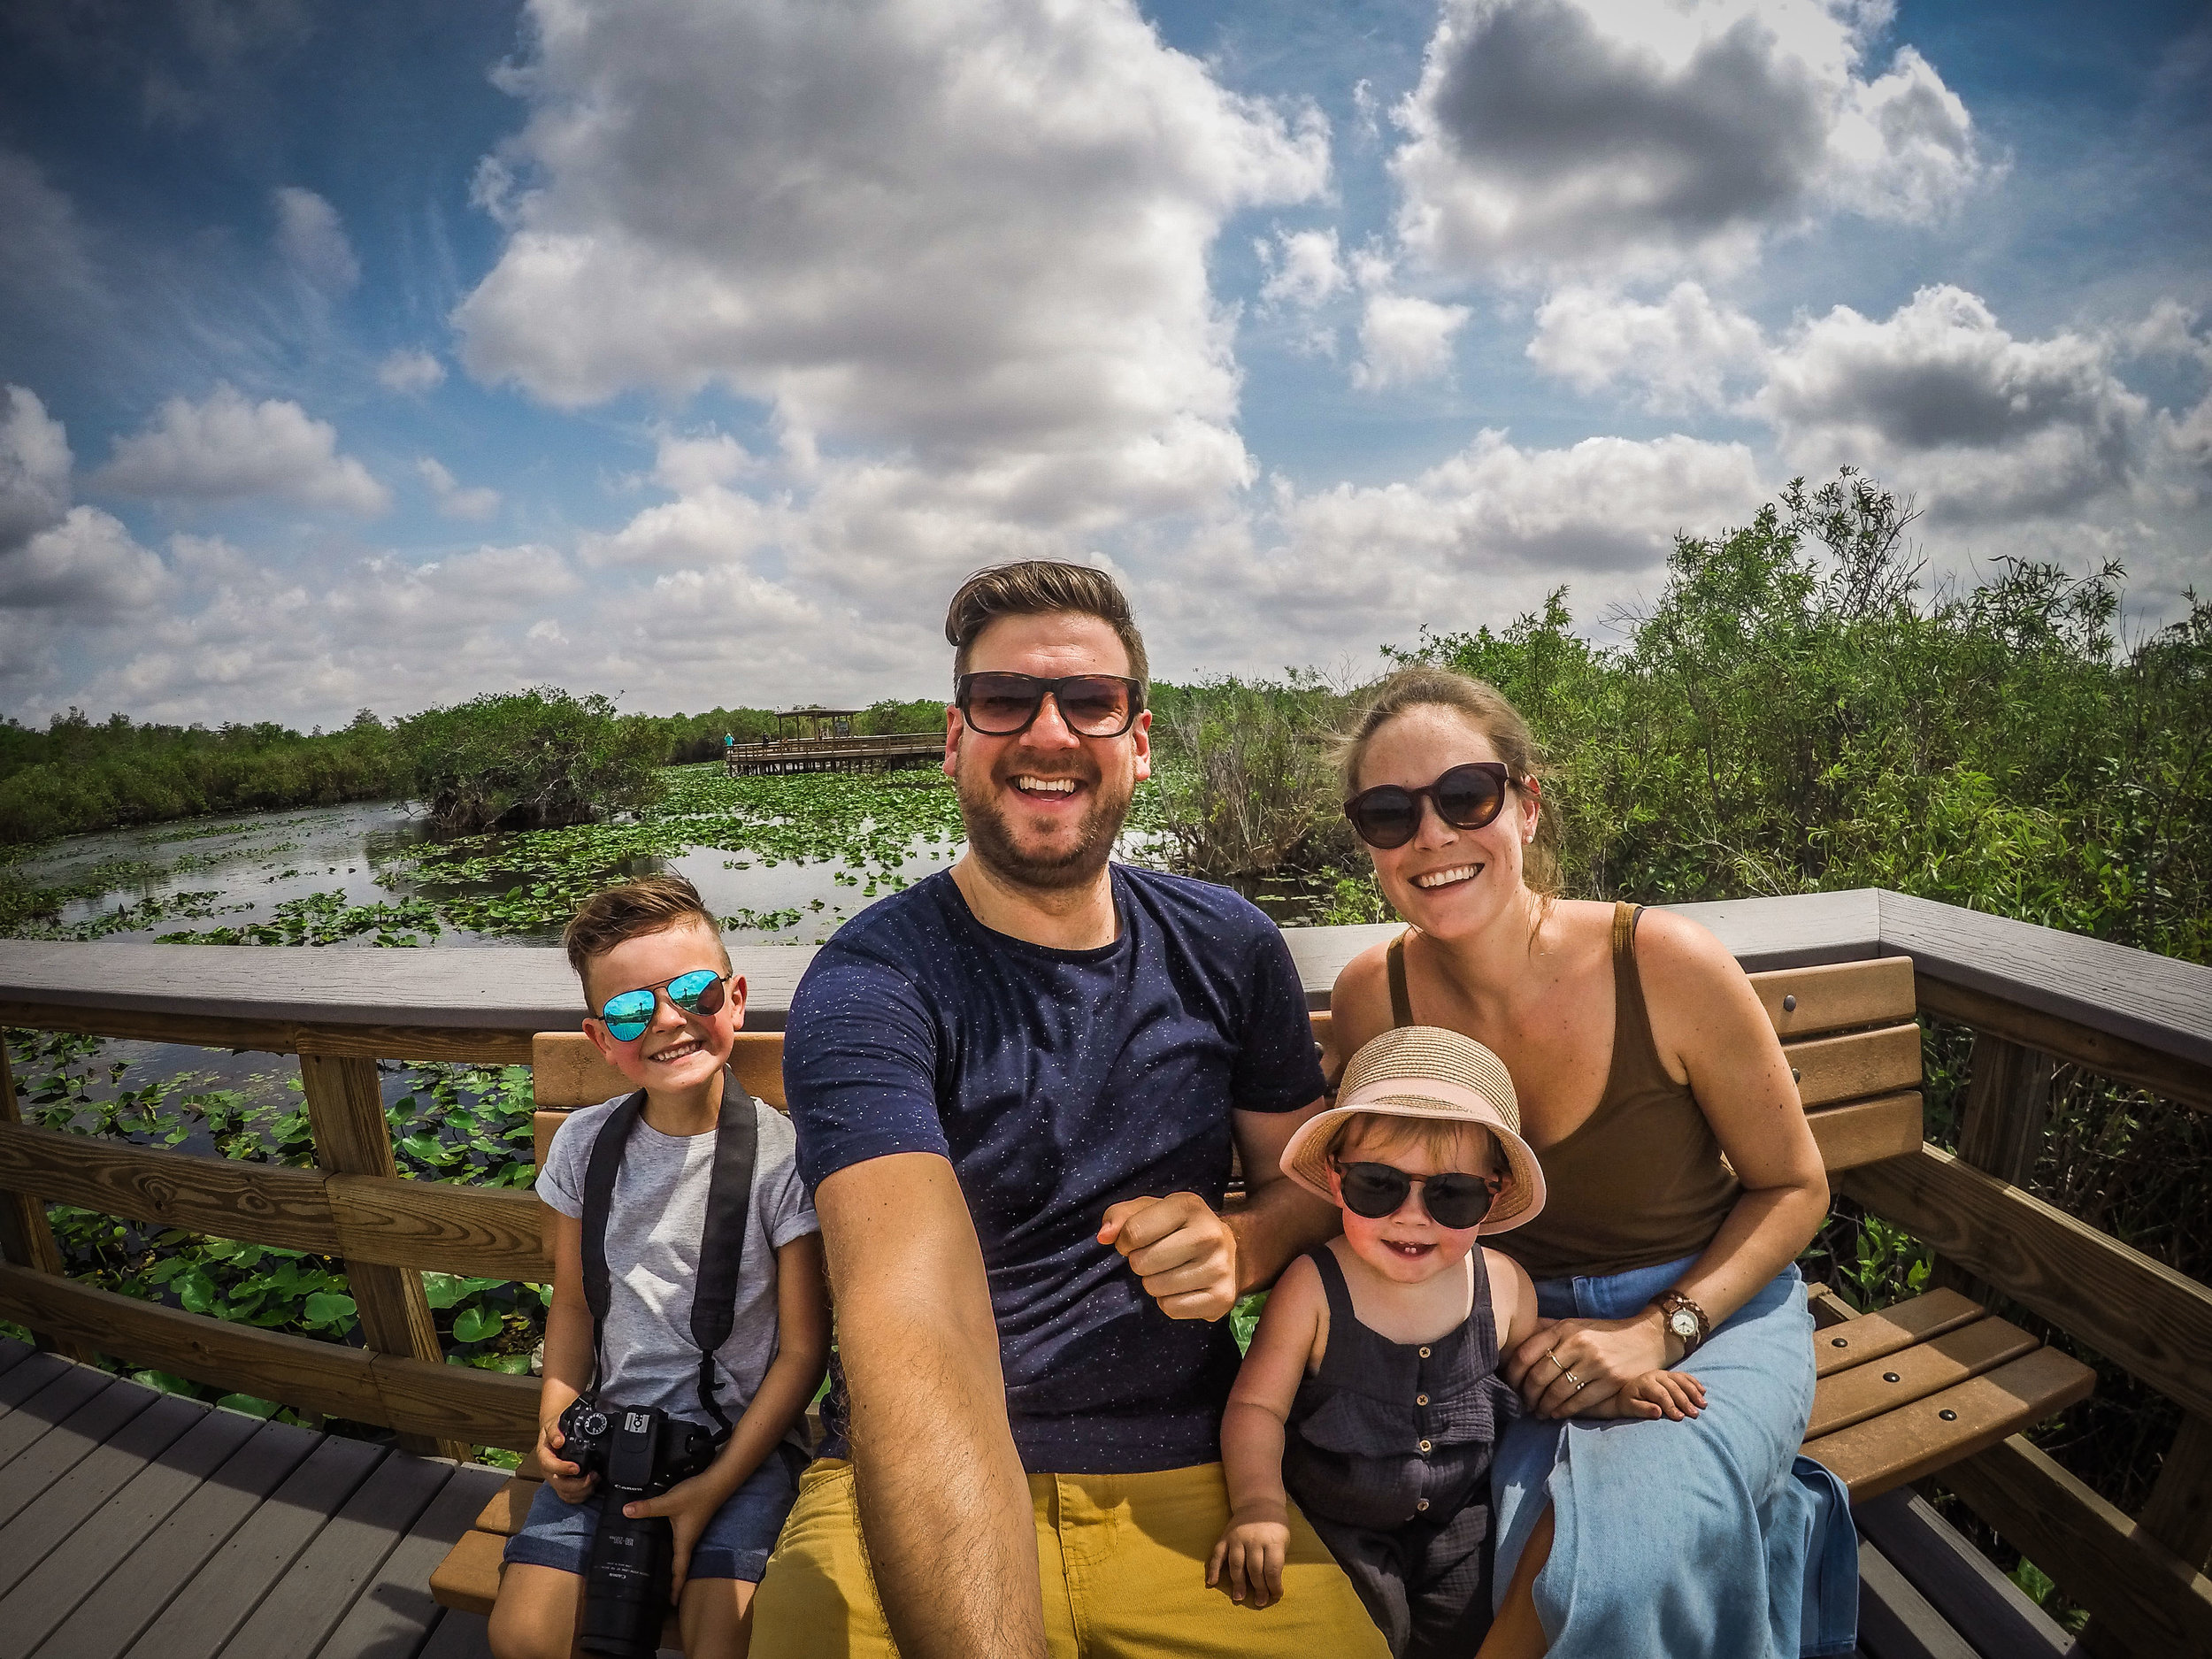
top-left (1225, 1098), bottom-right (1340, 1294)
top-left (817, 1152), bottom-right (1042, 1659)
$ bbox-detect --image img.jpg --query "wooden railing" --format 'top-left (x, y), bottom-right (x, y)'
top-left (0, 891), bottom-right (2208, 1652)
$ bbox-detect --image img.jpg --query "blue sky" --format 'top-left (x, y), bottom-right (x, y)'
top-left (2, 0), bottom-right (2207, 729)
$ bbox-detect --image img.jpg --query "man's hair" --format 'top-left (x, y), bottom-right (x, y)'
top-left (563, 874), bottom-right (730, 992)
top-left (944, 561), bottom-right (1148, 695)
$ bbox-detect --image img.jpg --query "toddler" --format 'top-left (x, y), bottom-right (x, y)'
top-left (1207, 1025), bottom-right (1704, 1659)
top-left (490, 875), bottom-right (830, 1659)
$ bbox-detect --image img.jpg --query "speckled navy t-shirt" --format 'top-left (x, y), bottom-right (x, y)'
top-left (785, 864), bottom-right (1325, 1475)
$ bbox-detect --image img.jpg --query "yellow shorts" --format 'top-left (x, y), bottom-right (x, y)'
top-left (750, 1456), bottom-right (1389, 1659)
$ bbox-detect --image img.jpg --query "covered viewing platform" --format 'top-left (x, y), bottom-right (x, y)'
top-left (723, 706), bottom-right (941, 776)
top-left (0, 889), bottom-right (2207, 1657)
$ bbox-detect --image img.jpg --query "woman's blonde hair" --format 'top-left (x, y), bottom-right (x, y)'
top-left (1334, 666), bottom-right (1562, 899)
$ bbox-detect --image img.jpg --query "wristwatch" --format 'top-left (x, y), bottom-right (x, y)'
top-left (1651, 1289), bottom-right (1711, 1357)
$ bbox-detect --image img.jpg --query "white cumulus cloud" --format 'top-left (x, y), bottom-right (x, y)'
top-left (1758, 285), bottom-right (2148, 520)
top-left (377, 348), bottom-right (448, 394)
top-left (417, 456), bottom-right (503, 521)
top-left (272, 186), bottom-right (360, 292)
top-left (0, 385), bottom-right (74, 550)
top-left (1353, 291), bottom-right (1472, 390)
top-left (1391, 0), bottom-right (1981, 281)
top-left (1528, 281), bottom-right (1768, 411)
top-left (94, 384), bottom-right (390, 514)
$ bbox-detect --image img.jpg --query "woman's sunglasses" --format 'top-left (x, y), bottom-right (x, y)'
top-left (595, 969), bottom-right (731, 1042)
top-left (1343, 762), bottom-right (1515, 850)
top-left (1335, 1160), bottom-right (1502, 1231)
top-left (954, 672), bottom-right (1144, 739)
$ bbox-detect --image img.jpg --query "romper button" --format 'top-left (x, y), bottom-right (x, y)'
top-left (1417, 1394), bottom-right (1429, 1406)
top-left (1418, 1346), bottom-right (1431, 1358)
top-left (1416, 1499), bottom-right (1430, 1512)
top-left (1418, 1439), bottom-right (1432, 1454)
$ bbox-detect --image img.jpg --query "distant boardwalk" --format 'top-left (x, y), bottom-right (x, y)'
top-left (725, 730), bottom-right (942, 776)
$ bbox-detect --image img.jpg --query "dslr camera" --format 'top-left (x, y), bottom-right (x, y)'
top-left (557, 1396), bottom-right (720, 1656)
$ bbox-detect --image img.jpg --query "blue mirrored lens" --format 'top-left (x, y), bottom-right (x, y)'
top-left (599, 990), bottom-right (654, 1037)
top-left (664, 969), bottom-right (721, 1010)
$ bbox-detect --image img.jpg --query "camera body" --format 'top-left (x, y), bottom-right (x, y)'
top-left (557, 1397), bottom-right (720, 1657)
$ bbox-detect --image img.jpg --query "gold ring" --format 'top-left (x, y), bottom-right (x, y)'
top-left (1547, 1348), bottom-right (1568, 1375)
top-left (1564, 1371), bottom-right (1582, 1389)
top-left (1572, 1376), bottom-right (1589, 1393)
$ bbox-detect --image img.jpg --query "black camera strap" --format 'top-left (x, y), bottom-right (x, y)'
top-left (579, 1070), bottom-right (758, 1437)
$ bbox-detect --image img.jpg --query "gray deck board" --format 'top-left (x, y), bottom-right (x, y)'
top-left (0, 1363), bottom-right (117, 1470)
top-left (0, 1334), bottom-right (32, 1378)
top-left (411, 1610), bottom-right (495, 1659)
top-left (0, 1370), bottom-right (162, 1528)
top-left (121, 1432), bottom-right (387, 1659)
top-left (0, 1403), bottom-right (263, 1659)
top-left (0, 1348), bottom-right (71, 1415)
top-left (221, 1449), bottom-right (452, 1659)
top-left (29, 1415), bottom-right (322, 1659)
top-left (313, 1463), bottom-right (509, 1659)
top-left (0, 1387), bottom-right (200, 1596)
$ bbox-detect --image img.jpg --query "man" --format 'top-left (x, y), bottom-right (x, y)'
top-left (749, 562), bottom-right (1387, 1658)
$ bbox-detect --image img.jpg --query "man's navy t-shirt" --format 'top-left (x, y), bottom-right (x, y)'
top-left (785, 864), bottom-right (1325, 1475)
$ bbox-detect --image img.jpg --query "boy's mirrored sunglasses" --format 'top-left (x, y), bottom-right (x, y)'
top-left (1344, 762), bottom-right (1515, 850)
top-left (1335, 1160), bottom-right (1502, 1230)
top-left (595, 969), bottom-right (730, 1041)
top-left (954, 672), bottom-right (1144, 738)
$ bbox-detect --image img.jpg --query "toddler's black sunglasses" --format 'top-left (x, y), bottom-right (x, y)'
top-left (954, 672), bottom-right (1144, 739)
top-left (1344, 762), bottom-right (1514, 850)
top-left (1335, 1160), bottom-right (1502, 1231)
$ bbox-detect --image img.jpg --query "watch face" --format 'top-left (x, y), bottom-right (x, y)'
top-left (1669, 1310), bottom-right (1698, 1340)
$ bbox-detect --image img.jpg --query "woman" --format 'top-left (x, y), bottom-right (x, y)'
top-left (1325, 668), bottom-right (1858, 1659)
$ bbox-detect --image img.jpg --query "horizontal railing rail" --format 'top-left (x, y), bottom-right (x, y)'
top-left (1, 890), bottom-right (2208, 1649)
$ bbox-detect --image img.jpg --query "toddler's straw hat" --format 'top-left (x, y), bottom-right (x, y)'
top-left (1281, 1025), bottom-right (1547, 1233)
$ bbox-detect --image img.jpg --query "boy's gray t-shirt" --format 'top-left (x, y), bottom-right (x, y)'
top-left (540, 1092), bottom-right (818, 1434)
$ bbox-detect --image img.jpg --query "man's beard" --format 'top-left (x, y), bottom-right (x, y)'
top-left (955, 756), bottom-right (1133, 894)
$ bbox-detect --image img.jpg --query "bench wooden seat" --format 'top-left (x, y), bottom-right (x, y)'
top-left (430, 952), bottom-right (2094, 1641)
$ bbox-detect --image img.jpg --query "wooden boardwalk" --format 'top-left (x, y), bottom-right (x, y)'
top-left (0, 1335), bottom-right (504, 1659)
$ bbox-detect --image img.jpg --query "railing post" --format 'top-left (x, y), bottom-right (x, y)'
top-left (299, 1051), bottom-right (468, 1460)
top-left (2140, 1413), bottom-right (2212, 1574)
top-left (0, 1040), bottom-right (93, 1360)
top-left (1932, 1028), bottom-right (2055, 1302)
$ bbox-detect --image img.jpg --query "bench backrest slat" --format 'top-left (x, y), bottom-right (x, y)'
top-left (526, 956), bottom-right (1924, 1174)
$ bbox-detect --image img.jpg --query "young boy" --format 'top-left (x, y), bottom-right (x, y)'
top-left (1208, 1027), bottom-right (1703, 1659)
top-left (490, 875), bottom-right (829, 1659)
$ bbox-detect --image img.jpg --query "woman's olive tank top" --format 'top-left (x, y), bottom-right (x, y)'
top-left (1384, 902), bottom-right (1739, 1280)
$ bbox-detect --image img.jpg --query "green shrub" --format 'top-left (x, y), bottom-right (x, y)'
top-left (396, 687), bottom-right (664, 834)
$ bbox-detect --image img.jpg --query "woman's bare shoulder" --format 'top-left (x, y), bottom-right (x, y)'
top-left (1630, 904), bottom-right (1748, 992)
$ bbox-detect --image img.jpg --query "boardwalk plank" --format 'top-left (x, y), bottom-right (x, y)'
top-left (222, 1449), bottom-right (451, 1659)
top-left (0, 1348), bottom-right (69, 1414)
top-left (412, 1610), bottom-right (495, 1659)
top-left (0, 1404), bottom-right (262, 1659)
top-left (120, 1432), bottom-right (386, 1659)
top-left (0, 1370), bottom-right (160, 1527)
top-left (0, 1363), bottom-right (115, 1470)
top-left (0, 1387), bottom-right (199, 1595)
top-left (0, 1334), bottom-right (31, 1378)
top-left (27, 1416), bottom-right (321, 1659)
top-left (315, 1463), bottom-right (509, 1659)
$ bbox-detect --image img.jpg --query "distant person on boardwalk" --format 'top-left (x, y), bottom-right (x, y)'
top-left (749, 561), bottom-right (1390, 1658)
top-left (1324, 668), bottom-right (1858, 1658)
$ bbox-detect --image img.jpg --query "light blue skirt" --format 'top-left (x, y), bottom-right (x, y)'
top-left (1491, 1256), bottom-right (1857, 1657)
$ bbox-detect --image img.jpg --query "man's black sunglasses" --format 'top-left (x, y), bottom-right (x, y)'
top-left (1344, 762), bottom-right (1515, 850)
top-left (954, 672), bottom-right (1145, 739)
top-left (1335, 1161), bottom-right (1502, 1230)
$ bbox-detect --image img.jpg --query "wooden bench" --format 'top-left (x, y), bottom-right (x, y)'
top-left (430, 954), bottom-right (2094, 1639)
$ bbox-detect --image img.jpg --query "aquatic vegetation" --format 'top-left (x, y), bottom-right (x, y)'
top-left (156, 888), bottom-right (442, 948)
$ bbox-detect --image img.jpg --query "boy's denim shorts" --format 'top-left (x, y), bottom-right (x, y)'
top-left (504, 1442), bottom-right (807, 1585)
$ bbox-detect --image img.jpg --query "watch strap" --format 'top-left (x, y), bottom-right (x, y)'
top-left (1653, 1289), bottom-right (1711, 1356)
